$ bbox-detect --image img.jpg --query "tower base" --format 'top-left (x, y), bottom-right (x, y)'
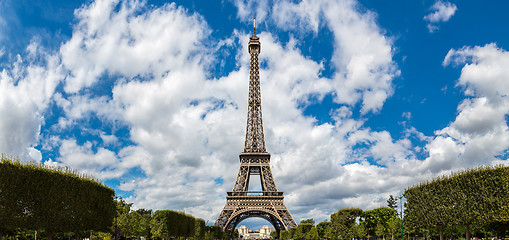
top-left (214, 192), bottom-right (297, 232)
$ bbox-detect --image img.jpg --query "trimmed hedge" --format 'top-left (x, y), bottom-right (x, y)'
top-left (404, 165), bottom-right (509, 239)
top-left (150, 210), bottom-right (197, 239)
top-left (0, 156), bottom-right (115, 239)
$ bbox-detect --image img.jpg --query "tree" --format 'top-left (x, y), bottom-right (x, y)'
top-left (270, 230), bottom-right (279, 239)
top-left (289, 227), bottom-right (297, 240)
top-left (130, 211), bottom-right (151, 238)
top-left (195, 218), bottom-right (206, 240)
top-left (375, 222), bottom-right (386, 240)
top-left (205, 226), bottom-right (227, 240)
top-left (135, 208), bottom-right (152, 216)
top-left (325, 224), bottom-right (336, 240)
top-left (353, 223), bottom-right (368, 240)
top-left (135, 209), bottom-right (152, 239)
top-left (301, 219), bottom-right (316, 225)
top-left (280, 229), bottom-right (292, 240)
top-left (316, 221), bottom-right (330, 239)
top-left (386, 217), bottom-right (400, 240)
top-left (306, 226), bottom-right (319, 240)
top-left (361, 207), bottom-right (395, 237)
top-left (387, 195), bottom-right (398, 215)
top-left (115, 200), bottom-right (152, 239)
top-left (117, 200), bottom-right (133, 237)
top-left (150, 210), bottom-right (168, 239)
top-left (294, 223), bottom-right (313, 240)
top-left (330, 208), bottom-right (363, 239)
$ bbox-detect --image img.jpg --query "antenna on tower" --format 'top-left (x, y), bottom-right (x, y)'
top-left (253, 17), bottom-right (256, 36)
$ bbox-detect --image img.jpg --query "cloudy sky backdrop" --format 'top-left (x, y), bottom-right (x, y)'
top-left (1, 0), bottom-right (508, 228)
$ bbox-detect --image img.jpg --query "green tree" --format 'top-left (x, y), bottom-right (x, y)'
top-left (294, 223), bottom-right (313, 240)
top-left (205, 226), bottom-right (226, 240)
top-left (387, 195), bottom-right (398, 215)
top-left (361, 207), bottom-right (395, 237)
top-left (280, 229), bottom-right (291, 240)
top-left (150, 210), bottom-right (168, 239)
top-left (289, 227), bottom-right (297, 240)
top-left (301, 219), bottom-right (316, 225)
top-left (330, 208), bottom-right (363, 239)
top-left (386, 217), bottom-right (400, 240)
top-left (325, 224), bottom-right (336, 240)
top-left (116, 200), bottom-right (133, 237)
top-left (375, 222), bottom-right (386, 240)
top-left (115, 200), bottom-right (152, 239)
top-left (270, 230), bottom-right (279, 239)
top-left (132, 211), bottom-right (151, 238)
top-left (316, 221), bottom-right (330, 239)
top-left (306, 226), bottom-right (319, 240)
top-left (195, 218), bottom-right (206, 240)
top-left (353, 222), bottom-right (368, 240)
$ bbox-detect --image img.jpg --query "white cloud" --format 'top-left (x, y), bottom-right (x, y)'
top-left (421, 43), bottom-right (509, 173)
top-left (444, 43), bottom-right (509, 99)
top-left (100, 133), bottom-right (118, 146)
top-left (27, 147), bottom-right (42, 161)
top-left (60, 0), bottom-right (209, 93)
top-left (424, 1), bottom-right (458, 33)
top-left (270, 0), bottom-right (399, 113)
top-left (323, 0), bottom-right (398, 113)
top-left (233, 0), bottom-right (269, 23)
top-left (272, 0), bottom-right (321, 33)
top-left (0, 44), bottom-right (63, 161)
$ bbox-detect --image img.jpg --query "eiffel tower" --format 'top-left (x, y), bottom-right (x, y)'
top-left (214, 19), bottom-right (297, 233)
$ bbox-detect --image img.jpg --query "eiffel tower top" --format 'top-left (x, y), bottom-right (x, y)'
top-left (244, 17), bottom-right (266, 153)
top-left (249, 17), bottom-right (260, 47)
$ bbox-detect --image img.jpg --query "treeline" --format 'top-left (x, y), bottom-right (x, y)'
top-left (404, 165), bottom-right (509, 240)
top-left (115, 199), bottom-right (232, 240)
top-left (0, 156), bottom-right (115, 240)
top-left (280, 207), bottom-right (401, 240)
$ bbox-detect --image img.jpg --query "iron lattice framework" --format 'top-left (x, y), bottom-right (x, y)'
top-left (214, 21), bottom-right (297, 233)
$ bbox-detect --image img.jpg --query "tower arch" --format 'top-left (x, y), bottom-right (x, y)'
top-left (225, 209), bottom-right (285, 232)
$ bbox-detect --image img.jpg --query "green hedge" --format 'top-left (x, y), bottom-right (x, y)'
top-left (150, 210), bottom-right (197, 239)
top-left (0, 156), bottom-right (115, 239)
top-left (404, 165), bottom-right (509, 239)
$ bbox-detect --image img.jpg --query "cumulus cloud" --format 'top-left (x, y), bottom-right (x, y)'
top-left (60, 0), bottom-right (209, 93)
top-left (444, 44), bottom-right (509, 99)
top-left (270, 0), bottom-right (399, 113)
top-left (422, 43), bottom-right (509, 173)
top-left (424, 1), bottom-right (458, 33)
top-left (0, 42), bottom-right (63, 161)
top-left (57, 138), bottom-right (125, 179)
top-left (233, 0), bottom-right (270, 23)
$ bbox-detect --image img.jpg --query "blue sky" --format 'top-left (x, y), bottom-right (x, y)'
top-left (1, 0), bottom-right (509, 229)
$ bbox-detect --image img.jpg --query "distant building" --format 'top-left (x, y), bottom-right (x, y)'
top-left (238, 225), bottom-right (249, 236)
top-left (235, 225), bottom-right (275, 239)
